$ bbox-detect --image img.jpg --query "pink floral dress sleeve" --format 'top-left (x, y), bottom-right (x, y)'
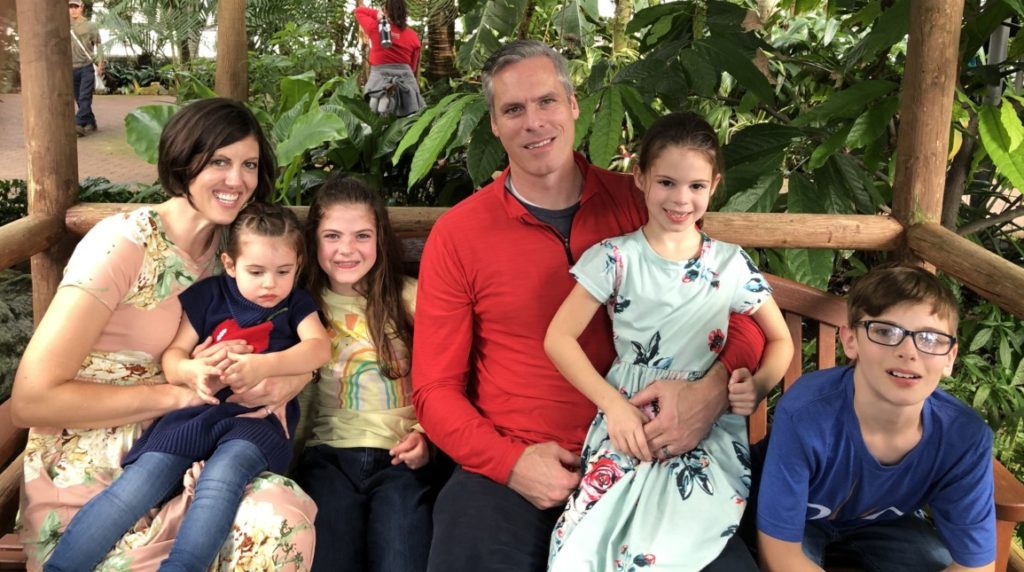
top-left (18, 208), bottom-right (317, 571)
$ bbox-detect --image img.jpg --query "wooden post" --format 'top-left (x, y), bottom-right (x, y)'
top-left (17, 0), bottom-right (79, 323)
top-left (891, 0), bottom-right (965, 259)
top-left (215, 0), bottom-right (248, 100)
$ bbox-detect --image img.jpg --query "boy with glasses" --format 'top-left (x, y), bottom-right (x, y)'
top-left (753, 264), bottom-right (995, 571)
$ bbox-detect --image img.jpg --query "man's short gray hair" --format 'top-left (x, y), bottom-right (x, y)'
top-left (481, 40), bottom-right (575, 110)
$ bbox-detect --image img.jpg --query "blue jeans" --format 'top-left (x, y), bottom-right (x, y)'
top-left (296, 445), bottom-right (433, 572)
top-left (72, 64), bottom-right (96, 128)
top-left (44, 439), bottom-right (268, 572)
top-left (802, 513), bottom-right (953, 571)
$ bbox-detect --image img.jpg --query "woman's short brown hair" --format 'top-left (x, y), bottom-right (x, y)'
top-left (157, 98), bottom-right (277, 205)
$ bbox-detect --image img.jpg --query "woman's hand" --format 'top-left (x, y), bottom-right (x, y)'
top-left (227, 372), bottom-right (312, 414)
top-left (390, 431), bottom-right (430, 470)
top-left (604, 399), bottom-right (652, 462)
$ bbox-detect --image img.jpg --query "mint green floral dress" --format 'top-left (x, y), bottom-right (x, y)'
top-left (18, 208), bottom-right (317, 571)
top-left (548, 229), bottom-right (771, 572)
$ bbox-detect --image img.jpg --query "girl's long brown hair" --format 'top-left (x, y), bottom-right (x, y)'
top-left (304, 173), bottom-right (413, 380)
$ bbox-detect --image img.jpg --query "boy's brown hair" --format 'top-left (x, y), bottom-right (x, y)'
top-left (847, 263), bottom-right (959, 331)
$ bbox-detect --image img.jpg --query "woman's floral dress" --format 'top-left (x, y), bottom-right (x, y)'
top-left (548, 230), bottom-right (771, 572)
top-left (18, 208), bottom-right (317, 571)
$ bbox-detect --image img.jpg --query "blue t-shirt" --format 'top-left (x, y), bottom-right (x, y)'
top-left (756, 366), bottom-right (995, 567)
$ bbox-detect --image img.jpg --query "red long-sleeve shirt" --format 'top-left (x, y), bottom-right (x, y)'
top-left (354, 6), bottom-right (421, 76)
top-left (412, 155), bottom-right (765, 484)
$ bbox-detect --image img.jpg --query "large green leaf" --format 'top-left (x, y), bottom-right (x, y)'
top-left (375, 114), bottom-right (419, 160)
top-left (808, 124), bottom-right (853, 170)
top-left (553, 0), bottom-right (591, 46)
top-left (271, 97), bottom-right (311, 149)
top-left (843, 0), bottom-right (910, 67)
top-left (392, 93), bottom-right (462, 163)
top-left (455, 0), bottom-right (524, 69)
top-left (845, 96), bottom-right (899, 149)
top-left (721, 171), bottom-right (782, 213)
top-left (450, 95), bottom-right (489, 154)
top-left (618, 85), bottom-right (659, 132)
top-left (724, 123), bottom-right (803, 167)
top-left (783, 248), bottom-right (834, 290)
top-left (978, 103), bottom-right (1024, 191)
top-left (588, 86), bottom-right (625, 169)
top-left (627, 3), bottom-right (688, 35)
top-left (786, 172), bottom-right (827, 214)
top-left (961, 0), bottom-right (1016, 59)
top-left (125, 104), bottom-right (180, 165)
top-left (790, 80), bottom-right (898, 127)
top-left (278, 71), bottom-right (317, 115)
top-left (467, 120), bottom-right (507, 186)
top-left (694, 37), bottom-right (775, 104)
top-left (276, 110), bottom-right (347, 166)
top-left (574, 93), bottom-right (600, 150)
top-left (408, 96), bottom-right (475, 187)
top-left (677, 48), bottom-right (716, 99)
top-left (705, 0), bottom-right (748, 35)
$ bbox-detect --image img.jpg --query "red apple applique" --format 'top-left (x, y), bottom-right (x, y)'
top-left (212, 318), bottom-right (273, 354)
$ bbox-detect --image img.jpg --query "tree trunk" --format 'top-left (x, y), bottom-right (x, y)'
top-left (611, 0), bottom-right (634, 55)
top-left (215, 0), bottom-right (247, 100)
top-left (891, 0), bottom-right (964, 262)
top-left (16, 0), bottom-right (80, 320)
top-left (426, 11), bottom-right (455, 83)
top-left (516, 0), bottom-right (534, 40)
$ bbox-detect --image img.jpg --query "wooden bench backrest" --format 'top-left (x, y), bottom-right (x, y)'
top-left (749, 274), bottom-right (847, 444)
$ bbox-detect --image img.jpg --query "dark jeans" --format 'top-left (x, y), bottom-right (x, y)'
top-left (427, 467), bottom-right (757, 572)
top-left (72, 64), bottom-right (96, 128)
top-left (296, 444), bottom-right (433, 572)
top-left (45, 439), bottom-right (268, 572)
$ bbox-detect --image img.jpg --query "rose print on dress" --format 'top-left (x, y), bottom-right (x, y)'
top-left (707, 329), bottom-right (725, 353)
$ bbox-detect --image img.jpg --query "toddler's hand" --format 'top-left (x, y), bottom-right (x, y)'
top-left (222, 352), bottom-right (267, 392)
top-left (605, 400), bottom-right (652, 462)
top-left (728, 368), bottom-right (758, 416)
top-left (390, 431), bottom-right (430, 470)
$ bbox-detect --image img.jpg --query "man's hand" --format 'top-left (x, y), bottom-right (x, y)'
top-left (390, 431), bottom-right (430, 470)
top-left (629, 362), bottom-right (729, 459)
top-left (508, 442), bottom-right (581, 509)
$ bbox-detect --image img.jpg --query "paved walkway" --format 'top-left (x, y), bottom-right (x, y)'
top-left (0, 93), bottom-right (175, 184)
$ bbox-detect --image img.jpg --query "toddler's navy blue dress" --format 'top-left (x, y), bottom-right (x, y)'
top-left (122, 274), bottom-right (319, 474)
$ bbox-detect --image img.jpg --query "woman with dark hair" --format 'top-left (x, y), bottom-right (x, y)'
top-left (12, 98), bottom-right (318, 570)
top-left (355, 0), bottom-right (425, 116)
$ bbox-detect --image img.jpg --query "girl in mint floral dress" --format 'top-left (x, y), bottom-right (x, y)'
top-left (13, 99), bottom-right (318, 571)
top-left (545, 112), bottom-right (793, 571)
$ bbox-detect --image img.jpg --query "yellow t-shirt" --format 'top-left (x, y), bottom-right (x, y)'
top-left (305, 277), bottom-right (419, 450)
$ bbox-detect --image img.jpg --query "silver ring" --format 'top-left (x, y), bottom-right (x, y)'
top-left (661, 445), bottom-right (671, 458)
top-left (265, 407), bottom-right (273, 416)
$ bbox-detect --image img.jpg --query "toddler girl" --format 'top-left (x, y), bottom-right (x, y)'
top-left (545, 111), bottom-right (793, 570)
top-left (46, 202), bottom-right (330, 571)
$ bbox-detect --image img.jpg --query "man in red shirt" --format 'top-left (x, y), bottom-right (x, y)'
top-left (412, 40), bottom-right (765, 571)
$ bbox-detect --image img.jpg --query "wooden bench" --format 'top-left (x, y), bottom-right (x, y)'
top-left (0, 260), bottom-right (1020, 570)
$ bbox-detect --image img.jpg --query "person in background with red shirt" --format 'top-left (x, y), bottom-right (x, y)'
top-left (354, 0), bottom-right (425, 116)
top-left (412, 39), bottom-right (768, 572)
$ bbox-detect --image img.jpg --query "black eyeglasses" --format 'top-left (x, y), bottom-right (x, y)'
top-left (856, 320), bottom-right (957, 356)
